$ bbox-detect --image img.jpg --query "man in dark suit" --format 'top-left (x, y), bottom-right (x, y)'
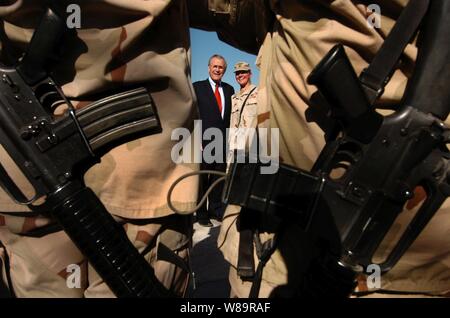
top-left (193, 54), bottom-right (234, 227)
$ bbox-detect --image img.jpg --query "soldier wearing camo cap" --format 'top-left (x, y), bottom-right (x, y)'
top-left (0, 0), bottom-right (196, 297)
top-left (227, 61), bottom-right (258, 164)
top-left (234, 61), bottom-right (251, 73)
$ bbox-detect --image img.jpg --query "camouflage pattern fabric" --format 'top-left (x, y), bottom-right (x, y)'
top-left (229, 83), bottom-right (258, 131)
top-left (227, 83), bottom-right (258, 163)
top-left (0, 0), bottom-right (197, 297)
top-left (0, 214), bottom-right (192, 297)
top-left (215, 0), bottom-right (450, 297)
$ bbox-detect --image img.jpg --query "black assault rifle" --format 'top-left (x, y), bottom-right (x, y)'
top-left (0, 7), bottom-right (171, 297)
top-left (222, 0), bottom-right (450, 297)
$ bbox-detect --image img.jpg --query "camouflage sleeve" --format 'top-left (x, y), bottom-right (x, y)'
top-left (188, 0), bottom-right (275, 55)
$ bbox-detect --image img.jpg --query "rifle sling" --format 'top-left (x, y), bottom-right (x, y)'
top-left (359, 0), bottom-right (430, 104)
top-left (237, 227), bottom-right (256, 280)
top-left (236, 86), bottom-right (257, 127)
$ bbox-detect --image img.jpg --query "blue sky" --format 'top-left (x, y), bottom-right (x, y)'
top-left (190, 28), bottom-right (260, 92)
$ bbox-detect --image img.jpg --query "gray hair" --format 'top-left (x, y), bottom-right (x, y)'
top-left (208, 54), bottom-right (227, 70)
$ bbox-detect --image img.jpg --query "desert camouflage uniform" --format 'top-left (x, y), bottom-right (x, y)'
top-left (191, 0), bottom-right (450, 297)
top-left (0, 0), bottom-right (197, 297)
top-left (227, 83), bottom-right (258, 163)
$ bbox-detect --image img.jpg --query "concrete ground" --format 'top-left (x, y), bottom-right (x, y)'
top-left (186, 219), bottom-right (231, 298)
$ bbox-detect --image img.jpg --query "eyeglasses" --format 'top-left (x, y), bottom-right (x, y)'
top-left (235, 71), bottom-right (250, 76)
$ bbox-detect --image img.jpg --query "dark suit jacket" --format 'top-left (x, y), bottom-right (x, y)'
top-left (193, 79), bottom-right (234, 153)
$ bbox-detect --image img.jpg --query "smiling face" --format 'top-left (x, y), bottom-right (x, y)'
top-left (235, 70), bottom-right (251, 89)
top-left (208, 57), bottom-right (226, 83)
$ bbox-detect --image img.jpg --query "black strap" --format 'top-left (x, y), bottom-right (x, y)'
top-left (0, 213), bottom-right (63, 238)
top-left (236, 86), bottom-right (257, 127)
top-left (237, 228), bottom-right (256, 280)
top-left (359, 0), bottom-right (430, 104)
top-left (248, 233), bottom-right (277, 298)
top-left (235, 86), bottom-right (261, 282)
top-left (156, 242), bottom-right (190, 274)
top-left (19, 222), bottom-right (63, 238)
top-left (0, 211), bottom-right (43, 217)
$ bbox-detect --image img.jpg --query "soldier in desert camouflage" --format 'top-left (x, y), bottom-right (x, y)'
top-left (0, 0), bottom-right (196, 297)
top-left (227, 61), bottom-right (258, 164)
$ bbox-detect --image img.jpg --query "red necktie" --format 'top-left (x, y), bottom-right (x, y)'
top-left (214, 83), bottom-right (223, 115)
